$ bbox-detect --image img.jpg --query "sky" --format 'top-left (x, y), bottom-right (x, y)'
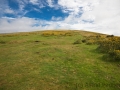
top-left (0, 0), bottom-right (120, 35)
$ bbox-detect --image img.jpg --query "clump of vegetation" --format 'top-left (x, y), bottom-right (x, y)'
top-left (97, 37), bottom-right (120, 52)
top-left (80, 36), bottom-right (97, 45)
top-left (109, 50), bottom-right (120, 60)
top-left (0, 40), bottom-right (6, 44)
top-left (106, 34), bottom-right (114, 38)
top-left (86, 39), bottom-right (95, 45)
top-left (97, 37), bottom-right (120, 61)
top-left (81, 39), bottom-right (87, 43)
top-left (80, 34), bottom-right (120, 61)
top-left (34, 40), bottom-right (41, 43)
top-left (73, 36), bottom-right (97, 45)
top-left (73, 39), bottom-right (82, 44)
top-left (41, 31), bottom-right (73, 36)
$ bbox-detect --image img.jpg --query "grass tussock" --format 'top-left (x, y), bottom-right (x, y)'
top-left (0, 40), bottom-right (6, 44)
top-left (73, 39), bottom-right (82, 44)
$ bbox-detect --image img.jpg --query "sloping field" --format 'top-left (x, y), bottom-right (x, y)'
top-left (0, 30), bottom-right (120, 90)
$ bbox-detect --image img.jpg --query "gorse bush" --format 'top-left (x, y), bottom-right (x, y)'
top-left (86, 39), bottom-right (96, 45)
top-left (80, 34), bottom-right (120, 61)
top-left (82, 35), bottom-right (106, 45)
top-left (97, 37), bottom-right (120, 52)
top-left (42, 31), bottom-right (73, 36)
top-left (97, 37), bottom-right (120, 61)
top-left (109, 50), bottom-right (120, 60)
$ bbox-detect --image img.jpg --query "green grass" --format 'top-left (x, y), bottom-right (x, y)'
top-left (0, 31), bottom-right (120, 90)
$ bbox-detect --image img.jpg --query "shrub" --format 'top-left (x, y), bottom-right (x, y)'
top-left (106, 35), bottom-right (114, 38)
top-left (97, 37), bottom-right (120, 61)
top-left (73, 39), bottom-right (82, 44)
top-left (82, 39), bottom-right (86, 43)
top-left (79, 34), bottom-right (120, 61)
top-left (86, 40), bottom-right (95, 45)
top-left (108, 50), bottom-right (120, 61)
top-left (41, 31), bottom-right (73, 36)
top-left (65, 32), bottom-right (72, 36)
top-left (0, 41), bottom-right (6, 44)
top-left (97, 37), bottom-right (120, 53)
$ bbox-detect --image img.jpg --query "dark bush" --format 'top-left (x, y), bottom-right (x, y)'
top-left (106, 35), bottom-right (114, 38)
top-left (82, 39), bottom-right (86, 43)
top-left (0, 41), bottom-right (6, 44)
top-left (108, 50), bottom-right (120, 61)
top-left (73, 39), bottom-right (82, 44)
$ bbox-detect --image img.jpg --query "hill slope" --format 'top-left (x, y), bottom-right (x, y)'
top-left (0, 30), bottom-right (120, 90)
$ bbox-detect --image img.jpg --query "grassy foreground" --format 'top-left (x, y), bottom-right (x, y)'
top-left (0, 30), bottom-right (120, 90)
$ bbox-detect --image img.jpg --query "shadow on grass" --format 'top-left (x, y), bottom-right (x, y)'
top-left (102, 54), bottom-right (120, 63)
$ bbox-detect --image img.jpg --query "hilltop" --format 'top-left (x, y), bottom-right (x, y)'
top-left (0, 30), bottom-right (120, 90)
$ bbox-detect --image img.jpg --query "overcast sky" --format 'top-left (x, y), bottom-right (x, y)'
top-left (0, 0), bottom-right (120, 35)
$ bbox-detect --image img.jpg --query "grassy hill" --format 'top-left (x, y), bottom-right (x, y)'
top-left (0, 30), bottom-right (120, 90)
